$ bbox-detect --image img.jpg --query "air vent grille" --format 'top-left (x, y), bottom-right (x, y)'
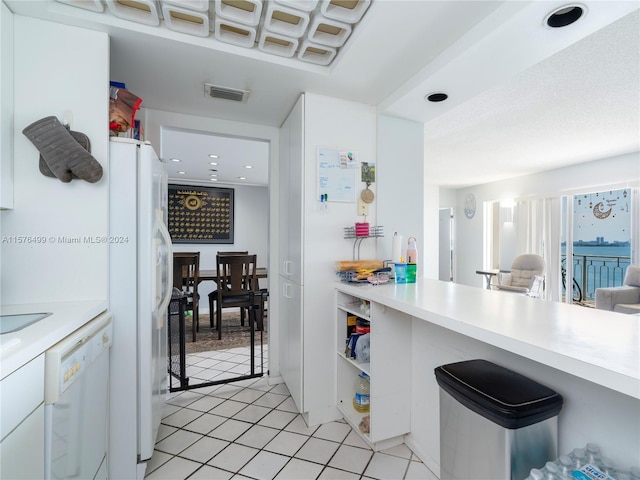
top-left (204, 83), bottom-right (250, 103)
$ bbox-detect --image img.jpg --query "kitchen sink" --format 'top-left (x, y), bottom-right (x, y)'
top-left (0, 312), bottom-right (52, 334)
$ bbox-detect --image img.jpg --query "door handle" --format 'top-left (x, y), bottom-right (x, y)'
top-left (283, 260), bottom-right (293, 276)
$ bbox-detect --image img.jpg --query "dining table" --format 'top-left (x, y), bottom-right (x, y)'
top-left (475, 269), bottom-right (500, 290)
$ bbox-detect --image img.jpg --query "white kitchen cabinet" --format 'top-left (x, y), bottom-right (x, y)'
top-left (278, 93), bottom-right (377, 426)
top-left (279, 94), bottom-right (304, 285)
top-left (335, 289), bottom-right (412, 450)
top-left (0, 0), bottom-right (14, 209)
top-left (0, 354), bottom-right (45, 479)
top-left (279, 94), bottom-right (305, 412)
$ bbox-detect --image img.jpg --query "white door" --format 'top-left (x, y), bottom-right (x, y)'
top-left (439, 208), bottom-right (454, 282)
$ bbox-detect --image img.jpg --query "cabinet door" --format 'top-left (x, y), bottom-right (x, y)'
top-left (0, 1), bottom-right (14, 209)
top-left (278, 112), bottom-right (290, 277)
top-left (287, 95), bottom-right (304, 285)
top-left (0, 404), bottom-right (44, 480)
top-left (279, 277), bottom-right (304, 412)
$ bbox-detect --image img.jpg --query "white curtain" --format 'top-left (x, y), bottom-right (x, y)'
top-left (514, 199), bottom-right (544, 255)
top-left (513, 197), bottom-right (561, 301)
top-left (543, 198), bottom-right (561, 302)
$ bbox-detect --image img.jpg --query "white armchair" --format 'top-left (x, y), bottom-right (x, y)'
top-left (496, 254), bottom-right (545, 297)
top-left (595, 265), bottom-right (640, 314)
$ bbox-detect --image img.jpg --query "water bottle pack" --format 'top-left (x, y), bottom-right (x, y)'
top-left (525, 443), bottom-right (640, 480)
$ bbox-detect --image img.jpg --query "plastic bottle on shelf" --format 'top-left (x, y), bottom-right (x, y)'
top-left (555, 455), bottom-right (573, 479)
top-left (542, 461), bottom-right (561, 479)
top-left (585, 442), bottom-right (602, 465)
top-left (598, 457), bottom-right (616, 478)
top-left (570, 448), bottom-right (587, 470)
top-left (353, 372), bottom-right (370, 413)
top-left (525, 468), bottom-right (544, 480)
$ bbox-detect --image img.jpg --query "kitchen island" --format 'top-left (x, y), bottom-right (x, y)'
top-left (335, 279), bottom-right (640, 475)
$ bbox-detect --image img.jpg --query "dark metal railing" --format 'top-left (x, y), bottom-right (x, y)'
top-left (562, 254), bottom-right (632, 302)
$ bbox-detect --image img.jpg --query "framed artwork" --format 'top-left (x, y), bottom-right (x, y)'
top-left (168, 184), bottom-right (234, 244)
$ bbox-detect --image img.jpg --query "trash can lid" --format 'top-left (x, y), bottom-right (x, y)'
top-left (434, 359), bottom-right (563, 429)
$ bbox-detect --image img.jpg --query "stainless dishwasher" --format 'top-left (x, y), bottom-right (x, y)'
top-left (44, 312), bottom-right (112, 480)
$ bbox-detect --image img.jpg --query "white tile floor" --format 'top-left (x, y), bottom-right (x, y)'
top-left (147, 347), bottom-right (439, 480)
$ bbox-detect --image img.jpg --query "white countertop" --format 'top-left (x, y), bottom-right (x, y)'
top-left (0, 299), bottom-right (108, 379)
top-left (336, 279), bottom-right (640, 399)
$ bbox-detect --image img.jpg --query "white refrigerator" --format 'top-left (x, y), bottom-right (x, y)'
top-left (107, 138), bottom-right (173, 479)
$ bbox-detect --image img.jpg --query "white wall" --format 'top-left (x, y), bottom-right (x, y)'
top-left (455, 152), bottom-right (640, 287)
top-left (0, 16), bottom-right (109, 304)
top-left (377, 116), bottom-right (427, 274)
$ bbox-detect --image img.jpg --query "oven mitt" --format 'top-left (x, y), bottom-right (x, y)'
top-left (38, 126), bottom-right (91, 180)
top-left (22, 116), bottom-right (103, 183)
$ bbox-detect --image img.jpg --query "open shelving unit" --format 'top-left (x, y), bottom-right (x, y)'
top-left (335, 289), bottom-right (412, 451)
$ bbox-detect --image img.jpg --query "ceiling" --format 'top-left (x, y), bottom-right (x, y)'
top-left (6, 1), bottom-right (640, 188)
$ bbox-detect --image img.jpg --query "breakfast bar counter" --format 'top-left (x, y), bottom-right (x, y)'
top-left (336, 279), bottom-right (639, 399)
top-left (335, 279), bottom-right (640, 474)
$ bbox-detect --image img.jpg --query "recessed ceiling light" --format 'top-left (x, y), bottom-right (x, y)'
top-left (170, 158), bottom-right (181, 162)
top-left (210, 173), bottom-right (217, 177)
top-left (177, 171), bottom-right (186, 175)
top-left (209, 168), bottom-right (218, 172)
top-left (209, 154), bottom-right (219, 159)
top-left (425, 92), bottom-right (448, 102)
top-left (238, 176), bottom-right (246, 180)
top-left (244, 165), bottom-right (253, 169)
top-left (545, 4), bottom-right (585, 28)
top-left (210, 178), bottom-right (218, 182)
top-left (209, 162), bottom-right (218, 166)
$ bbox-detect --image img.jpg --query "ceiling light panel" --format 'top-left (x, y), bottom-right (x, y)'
top-left (56, 0), bottom-right (372, 67)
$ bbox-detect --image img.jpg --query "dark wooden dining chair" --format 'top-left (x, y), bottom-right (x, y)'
top-left (210, 253), bottom-right (262, 340)
top-left (172, 252), bottom-right (200, 342)
top-left (208, 251), bottom-right (248, 328)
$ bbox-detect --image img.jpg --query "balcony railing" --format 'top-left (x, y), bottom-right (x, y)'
top-left (562, 254), bottom-right (632, 303)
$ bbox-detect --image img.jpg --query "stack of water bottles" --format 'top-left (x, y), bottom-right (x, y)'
top-left (525, 443), bottom-right (640, 480)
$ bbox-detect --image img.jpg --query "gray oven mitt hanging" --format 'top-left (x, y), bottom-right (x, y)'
top-left (22, 116), bottom-right (103, 183)
top-left (38, 126), bottom-right (91, 180)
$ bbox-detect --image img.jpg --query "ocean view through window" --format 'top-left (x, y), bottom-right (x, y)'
top-left (563, 188), bottom-right (632, 303)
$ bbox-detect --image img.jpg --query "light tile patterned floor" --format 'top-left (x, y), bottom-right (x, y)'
top-left (147, 347), bottom-right (438, 480)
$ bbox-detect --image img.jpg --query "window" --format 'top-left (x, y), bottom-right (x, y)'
top-left (562, 188), bottom-right (633, 304)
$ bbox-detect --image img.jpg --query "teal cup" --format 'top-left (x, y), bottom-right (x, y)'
top-left (407, 263), bottom-right (417, 283)
top-left (395, 263), bottom-right (407, 284)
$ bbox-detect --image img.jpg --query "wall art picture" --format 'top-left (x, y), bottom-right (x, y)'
top-left (168, 184), bottom-right (234, 244)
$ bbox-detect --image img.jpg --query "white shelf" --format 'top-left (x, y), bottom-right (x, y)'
top-left (337, 301), bottom-right (371, 321)
top-left (336, 402), bottom-right (371, 446)
top-left (337, 351), bottom-right (370, 376)
top-left (335, 289), bottom-right (410, 450)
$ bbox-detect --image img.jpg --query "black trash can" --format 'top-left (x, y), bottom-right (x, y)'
top-left (435, 359), bottom-right (563, 480)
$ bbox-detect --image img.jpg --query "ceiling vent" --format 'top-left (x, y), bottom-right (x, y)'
top-left (204, 83), bottom-right (250, 103)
